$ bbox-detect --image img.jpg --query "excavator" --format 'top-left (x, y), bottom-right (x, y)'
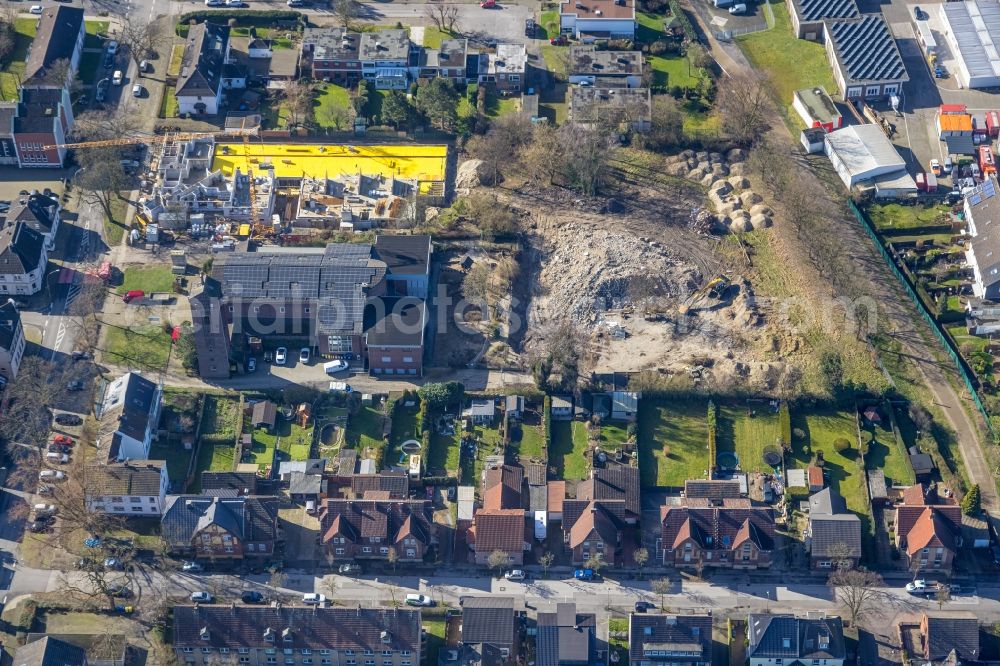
top-left (677, 275), bottom-right (731, 315)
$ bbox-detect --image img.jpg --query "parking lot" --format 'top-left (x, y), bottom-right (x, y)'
top-left (690, 0), bottom-right (770, 36)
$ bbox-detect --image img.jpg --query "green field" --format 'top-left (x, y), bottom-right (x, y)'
top-left (103, 325), bottom-right (172, 371)
top-left (716, 403), bottom-right (781, 474)
top-left (387, 405), bottom-right (420, 467)
top-left (485, 92), bottom-right (521, 118)
top-left (550, 420), bottom-right (589, 481)
top-left (598, 421), bottom-right (631, 450)
top-left (867, 203), bottom-right (951, 231)
top-left (637, 399), bottom-right (710, 487)
top-left (249, 430), bottom-right (277, 468)
top-left (736, 2), bottom-right (838, 116)
top-left (190, 395), bottom-right (242, 486)
top-left (648, 55), bottom-right (704, 89)
top-left (421, 27), bottom-right (454, 48)
top-left (540, 10), bottom-right (559, 38)
top-left (116, 265), bottom-right (176, 295)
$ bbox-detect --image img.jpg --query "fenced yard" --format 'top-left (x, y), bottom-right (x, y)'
top-left (637, 399), bottom-right (710, 487)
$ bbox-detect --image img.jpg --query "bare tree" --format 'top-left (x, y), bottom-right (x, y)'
top-left (315, 96), bottom-right (356, 131)
top-left (119, 14), bottom-right (159, 71)
top-left (716, 71), bottom-right (773, 147)
top-left (281, 80), bottom-right (314, 129)
top-left (425, 4), bottom-right (459, 32)
top-left (333, 0), bottom-right (360, 29)
top-left (75, 150), bottom-right (132, 222)
top-left (539, 551), bottom-right (555, 578)
top-left (557, 123), bottom-right (612, 196)
top-left (584, 553), bottom-right (605, 573)
top-left (72, 109), bottom-right (139, 142)
top-left (487, 549), bottom-right (509, 577)
top-left (651, 578), bottom-right (672, 611)
top-left (40, 58), bottom-right (79, 93)
top-left (935, 585), bottom-right (951, 609)
top-left (462, 262), bottom-right (490, 306)
top-left (634, 547), bottom-right (649, 576)
top-left (67, 280), bottom-right (109, 354)
top-left (467, 114), bottom-right (533, 186)
top-left (828, 567), bottom-right (883, 627)
top-left (827, 541), bottom-right (857, 572)
top-left (520, 122), bottom-right (563, 186)
top-left (1, 357), bottom-right (74, 449)
top-left (387, 546), bottom-right (398, 573)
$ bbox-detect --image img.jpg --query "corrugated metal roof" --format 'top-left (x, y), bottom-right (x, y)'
top-left (825, 124), bottom-right (906, 177)
top-left (942, 0), bottom-right (1000, 80)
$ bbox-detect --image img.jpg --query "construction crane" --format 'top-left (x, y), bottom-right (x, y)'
top-left (43, 128), bottom-right (258, 151)
top-left (242, 133), bottom-right (271, 243)
top-left (677, 275), bottom-right (731, 315)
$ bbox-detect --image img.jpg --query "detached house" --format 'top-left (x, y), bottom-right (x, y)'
top-left (0, 222), bottom-right (46, 296)
top-left (160, 495), bottom-right (281, 560)
top-left (319, 498), bottom-right (435, 562)
top-left (97, 372), bottom-right (162, 462)
top-left (629, 613), bottom-right (713, 666)
top-left (176, 23), bottom-right (236, 116)
top-left (748, 614), bottom-right (846, 666)
top-left (808, 488), bottom-right (862, 570)
top-left (660, 498), bottom-right (776, 569)
top-left (85, 461), bottom-right (170, 516)
top-left (5, 192), bottom-right (61, 250)
top-left (895, 483), bottom-right (962, 575)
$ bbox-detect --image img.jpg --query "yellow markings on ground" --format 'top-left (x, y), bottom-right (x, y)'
top-left (212, 143), bottom-right (448, 183)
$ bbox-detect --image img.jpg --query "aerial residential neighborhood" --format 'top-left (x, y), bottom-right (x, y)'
top-left (1, 0), bottom-right (1000, 661)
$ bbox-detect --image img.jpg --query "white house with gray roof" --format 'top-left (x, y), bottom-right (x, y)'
top-left (97, 372), bottom-right (163, 462)
top-left (964, 177), bottom-right (1000, 299)
top-left (748, 614), bottom-right (846, 666)
top-left (175, 23), bottom-right (243, 116)
top-left (823, 124), bottom-right (916, 197)
top-left (85, 461), bottom-right (169, 516)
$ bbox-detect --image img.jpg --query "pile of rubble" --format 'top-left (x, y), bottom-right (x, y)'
top-left (531, 222), bottom-right (702, 326)
top-left (665, 149), bottom-right (773, 234)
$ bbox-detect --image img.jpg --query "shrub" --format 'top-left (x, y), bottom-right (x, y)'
top-left (962, 484), bottom-right (981, 515)
top-left (778, 403), bottom-right (791, 450)
top-left (833, 437), bottom-right (851, 453)
top-left (793, 427), bottom-right (806, 440)
top-left (648, 40), bottom-right (670, 56)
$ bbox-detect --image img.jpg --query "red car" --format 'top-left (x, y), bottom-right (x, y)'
top-left (122, 290), bottom-right (144, 304)
top-left (52, 435), bottom-right (74, 446)
top-left (480, 0), bottom-right (496, 7)
top-left (550, 35), bottom-right (568, 45)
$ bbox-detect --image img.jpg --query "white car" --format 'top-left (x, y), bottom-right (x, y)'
top-left (45, 452), bottom-right (69, 464)
top-left (299, 347), bottom-right (311, 364)
top-left (29, 5), bottom-right (43, 14)
top-left (225, 0), bottom-right (244, 5)
top-left (190, 591), bottom-right (214, 602)
top-left (405, 594), bottom-right (435, 607)
top-left (182, 561), bottom-right (203, 572)
top-left (275, 347), bottom-right (287, 365)
top-left (504, 570), bottom-right (526, 581)
top-left (39, 470), bottom-right (65, 481)
top-left (33, 503), bottom-right (56, 515)
top-left (906, 580), bottom-right (927, 594)
top-left (106, 40), bottom-right (119, 56)
top-left (112, 70), bottom-right (123, 86)
top-left (204, 0), bottom-right (224, 5)
top-left (132, 84), bottom-right (143, 97)
top-left (302, 593), bottom-right (327, 605)
top-left (729, 3), bottom-right (746, 12)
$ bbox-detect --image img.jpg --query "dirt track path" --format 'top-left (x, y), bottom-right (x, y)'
top-left (685, 0), bottom-right (998, 520)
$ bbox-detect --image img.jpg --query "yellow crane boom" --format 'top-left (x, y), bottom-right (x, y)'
top-left (43, 128), bottom-right (258, 150)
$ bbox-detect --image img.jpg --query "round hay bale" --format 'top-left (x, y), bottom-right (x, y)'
top-left (709, 151), bottom-right (724, 164)
top-left (712, 164), bottom-right (730, 177)
top-left (701, 172), bottom-right (720, 187)
top-left (750, 213), bottom-right (772, 229)
top-left (712, 181), bottom-right (734, 197)
top-left (729, 162), bottom-right (748, 176)
top-left (749, 204), bottom-right (772, 217)
top-left (727, 148), bottom-right (748, 163)
top-left (680, 148), bottom-right (696, 160)
top-left (739, 190), bottom-right (764, 206)
top-left (696, 150), bottom-right (710, 163)
top-left (728, 176), bottom-right (750, 190)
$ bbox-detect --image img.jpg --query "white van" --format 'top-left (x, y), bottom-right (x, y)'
top-left (324, 360), bottom-right (348, 375)
top-left (46, 452), bottom-right (69, 464)
top-left (305, 500), bottom-right (316, 514)
top-left (329, 381), bottom-right (352, 393)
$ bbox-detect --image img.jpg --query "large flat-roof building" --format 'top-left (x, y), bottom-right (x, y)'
top-left (787, 0), bottom-right (858, 40)
top-left (824, 14), bottom-right (908, 100)
top-left (940, 0), bottom-right (1000, 89)
top-left (824, 124), bottom-right (916, 198)
top-left (560, 0), bottom-right (636, 40)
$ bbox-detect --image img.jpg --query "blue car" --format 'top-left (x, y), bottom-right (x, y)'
top-left (574, 568), bottom-right (594, 581)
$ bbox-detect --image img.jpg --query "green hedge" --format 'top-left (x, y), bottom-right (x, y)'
top-left (667, 0), bottom-right (696, 41)
top-left (544, 395), bottom-right (552, 449)
top-left (880, 225), bottom-right (955, 238)
top-left (707, 400), bottom-right (717, 468)
top-left (177, 9), bottom-right (304, 31)
top-left (779, 403), bottom-right (791, 449)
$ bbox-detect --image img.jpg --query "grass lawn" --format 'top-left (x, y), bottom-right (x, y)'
top-left (717, 403), bottom-right (782, 474)
top-left (422, 27), bottom-right (455, 48)
top-left (949, 325), bottom-right (989, 353)
top-left (276, 417), bottom-right (314, 462)
top-left (463, 423), bottom-right (507, 488)
top-left (485, 92), bottom-right (520, 118)
top-left (540, 101), bottom-right (568, 124)
top-left (388, 405), bottom-right (420, 467)
top-left (636, 11), bottom-right (667, 42)
top-left (103, 325), bottom-right (172, 371)
top-left (84, 20), bottom-right (109, 48)
top-left (428, 431), bottom-right (461, 476)
top-left (550, 420), bottom-right (590, 481)
top-left (249, 429), bottom-right (277, 468)
top-left (790, 409), bottom-right (874, 558)
top-left (200, 395), bottom-right (242, 440)
top-left (194, 439), bottom-right (235, 476)
top-left (167, 44), bottom-right (184, 77)
top-left (863, 415), bottom-right (914, 487)
top-left (77, 52), bottom-right (101, 85)
top-left (867, 203), bottom-right (952, 231)
top-left (363, 88), bottom-right (387, 123)
top-left (159, 88), bottom-right (179, 119)
top-left (540, 45), bottom-right (569, 79)
top-left (540, 10), bottom-right (560, 38)
top-left (637, 399), bottom-right (710, 487)
top-left (512, 421), bottom-right (546, 462)
top-left (116, 265), bottom-right (176, 295)
top-left (648, 54), bottom-right (704, 89)
top-left (736, 2), bottom-right (837, 114)
top-left (0, 19), bottom-right (37, 101)
top-left (345, 406), bottom-right (385, 450)
top-left (423, 618), bottom-right (447, 666)
top-left (313, 82), bottom-right (352, 128)
top-left (598, 421), bottom-right (631, 450)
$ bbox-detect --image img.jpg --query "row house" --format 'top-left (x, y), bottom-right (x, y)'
top-left (319, 498), bottom-right (435, 561)
top-left (748, 614), bottom-right (846, 666)
top-left (300, 28), bottom-right (410, 89)
top-left (452, 596), bottom-right (522, 665)
top-left (629, 613), bottom-right (713, 666)
top-left (560, 465), bottom-right (640, 566)
top-left (173, 605), bottom-right (422, 666)
top-left (160, 495), bottom-right (281, 560)
top-left (478, 44), bottom-right (527, 94)
top-left (660, 498), bottom-right (776, 569)
top-left (469, 464), bottom-right (528, 566)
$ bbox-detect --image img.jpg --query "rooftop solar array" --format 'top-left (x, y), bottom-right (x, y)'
top-left (968, 175), bottom-right (997, 207)
top-left (796, 0), bottom-right (858, 23)
top-left (828, 15), bottom-right (908, 84)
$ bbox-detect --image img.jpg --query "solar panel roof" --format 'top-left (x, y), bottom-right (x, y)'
top-left (827, 14), bottom-right (908, 85)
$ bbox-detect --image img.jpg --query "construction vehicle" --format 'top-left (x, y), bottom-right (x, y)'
top-left (678, 275), bottom-right (731, 315)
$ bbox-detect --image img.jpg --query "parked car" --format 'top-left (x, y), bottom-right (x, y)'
top-left (103, 53), bottom-right (114, 69)
top-left (247, 357), bottom-right (256, 372)
top-left (504, 570), bottom-right (526, 581)
top-left (55, 414), bottom-right (82, 426)
top-left (139, 60), bottom-right (149, 73)
top-left (33, 503), bottom-right (56, 515)
top-left (225, 0), bottom-right (244, 6)
top-left (573, 568), bottom-right (595, 581)
top-left (45, 452), bottom-right (69, 464)
top-left (324, 360), bottom-right (348, 375)
top-left (634, 601), bottom-right (657, 613)
top-left (729, 3), bottom-right (747, 13)
top-left (103, 557), bottom-right (122, 570)
top-left (480, 0), bottom-right (496, 7)
top-left (550, 35), bottom-right (568, 45)
top-left (944, 156), bottom-right (954, 174)
top-left (29, 5), bottom-right (43, 14)
top-left (39, 470), bottom-right (65, 481)
top-left (28, 520), bottom-right (51, 532)
top-left (241, 591), bottom-right (265, 603)
top-left (299, 347), bottom-right (311, 364)
top-left (204, 0), bottom-right (224, 5)
top-left (132, 84), bottom-right (143, 98)
top-left (106, 40), bottom-right (119, 55)
top-left (930, 158), bottom-right (942, 175)
top-left (37, 484), bottom-right (53, 495)
top-left (112, 70), bottom-right (123, 86)
top-left (338, 563), bottom-right (362, 575)
top-left (404, 594), bottom-right (434, 607)
top-left (525, 18), bottom-right (535, 36)
top-left (190, 591), bottom-right (214, 603)
top-left (275, 347), bottom-right (287, 365)
top-left (53, 435), bottom-right (74, 446)
top-left (182, 561), bottom-right (203, 572)
top-left (287, 0), bottom-right (306, 5)
top-left (302, 593), bottom-right (327, 605)
top-left (95, 78), bottom-right (110, 102)
top-left (264, 350), bottom-right (273, 363)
